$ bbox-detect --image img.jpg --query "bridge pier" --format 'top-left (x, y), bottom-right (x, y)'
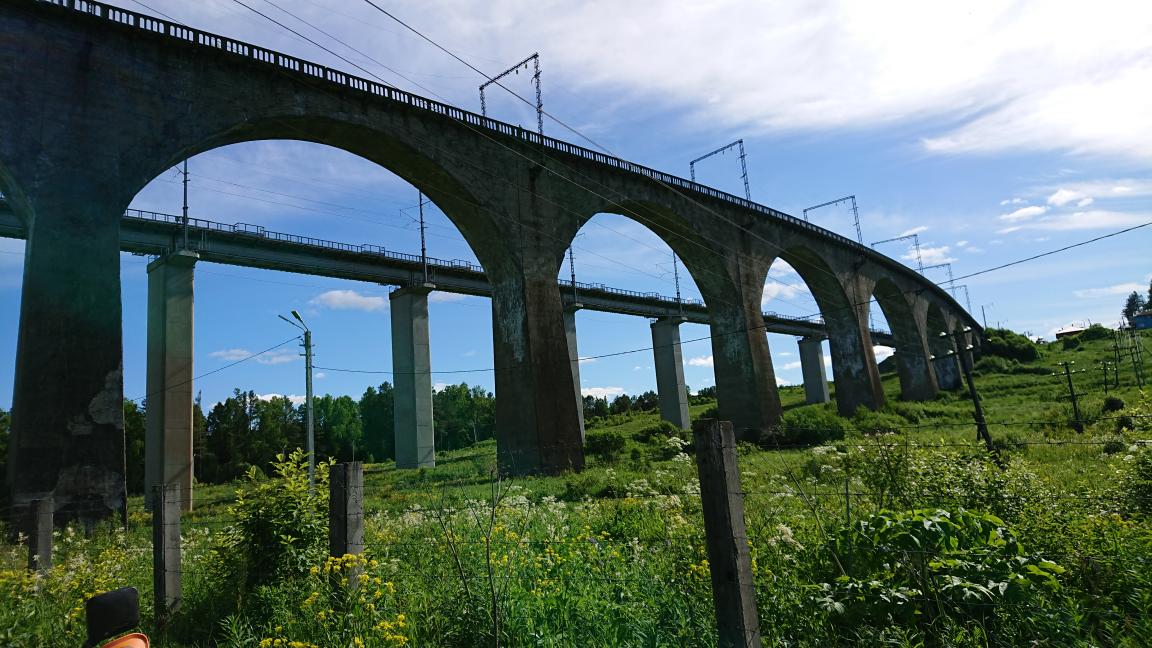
top-left (563, 303), bottom-right (585, 441)
top-left (706, 277), bottom-right (782, 440)
top-left (651, 317), bottom-right (691, 429)
top-left (490, 269), bottom-right (584, 476)
top-left (391, 284), bottom-right (435, 469)
top-left (7, 189), bottom-right (126, 530)
top-left (797, 336), bottom-right (831, 405)
top-left (144, 250), bottom-right (198, 512)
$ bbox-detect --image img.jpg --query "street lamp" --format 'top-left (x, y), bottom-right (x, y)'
top-left (280, 311), bottom-right (315, 490)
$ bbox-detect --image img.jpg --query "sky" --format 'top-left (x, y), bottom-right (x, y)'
top-left (1, 0), bottom-right (1150, 409)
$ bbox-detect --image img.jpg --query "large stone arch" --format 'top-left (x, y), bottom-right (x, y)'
top-left (777, 245), bottom-right (885, 416)
top-left (870, 277), bottom-right (938, 401)
top-left (574, 198), bottom-right (782, 437)
top-left (926, 302), bottom-right (962, 390)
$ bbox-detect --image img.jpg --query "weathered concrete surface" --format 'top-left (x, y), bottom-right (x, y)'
top-left (563, 304), bottom-right (585, 440)
top-left (927, 305), bottom-right (963, 390)
top-left (391, 285), bottom-right (435, 469)
top-left (0, 1), bottom-right (978, 514)
top-left (651, 317), bottom-right (691, 429)
top-left (868, 277), bottom-right (938, 401)
top-left (798, 336), bottom-right (831, 405)
top-left (144, 250), bottom-right (198, 512)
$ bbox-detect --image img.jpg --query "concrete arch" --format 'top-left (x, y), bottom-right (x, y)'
top-left (871, 277), bottom-right (938, 401)
top-left (777, 245), bottom-right (884, 416)
top-left (130, 120), bottom-right (506, 278)
top-left (926, 303), bottom-right (962, 390)
top-left (575, 199), bottom-right (781, 437)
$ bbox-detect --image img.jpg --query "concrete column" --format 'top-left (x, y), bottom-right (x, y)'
top-left (329, 462), bottom-right (365, 559)
top-left (932, 342), bottom-right (963, 390)
top-left (8, 190), bottom-right (126, 530)
top-left (563, 303), bottom-right (585, 440)
top-left (145, 250), bottom-right (198, 512)
top-left (706, 282), bottom-right (783, 440)
top-left (874, 284), bottom-right (939, 402)
top-left (798, 336), bottom-right (831, 405)
top-left (391, 284), bottom-right (435, 469)
top-left (490, 270), bottom-right (584, 476)
top-left (822, 278), bottom-right (886, 416)
top-left (651, 317), bottom-right (691, 429)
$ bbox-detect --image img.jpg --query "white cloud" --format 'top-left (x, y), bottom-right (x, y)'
top-left (314, 372), bottom-right (327, 379)
top-left (911, 245), bottom-right (954, 265)
top-left (1077, 197), bottom-right (1094, 207)
top-left (999, 198), bottom-right (1026, 206)
top-left (898, 225), bottom-right (928, 237)
top-left (1072, 282), bottom-right (1146, 299)
top-left (1047, 188), bottom-right (1085, 207)
top-left (463, 349), bottom-right (477, 357)
top-left (780, 360), bottom-right (803, 371)
top-left (257, 393), bottom-right (306, 405)
top-left (311, 289), bottom-right (386, 311)
top-left (103, 0), bottom-right (1152, 163)
top-left (955, 240), bottom-right (968, 247)
top-left (429, 292), bottom-right (471, 304)
top-left (1001, 205), bottom-right (1048, 222)
top-left (1000, 209), bottom-right (1150, 232)
top-left (578, 357), bottom-right (597, 365)
top-left (209, 348), bottom-right (299, 365)
top-left (582, 386), bottom-right (625, 398)
top-left (778, 351), bottom-right (793, 357)
top-left (687, 355), bottom-right (714, 367)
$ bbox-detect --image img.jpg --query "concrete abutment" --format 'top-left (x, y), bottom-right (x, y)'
top-left (391, 284), bottom-right (436, 469)
top-left (651, 317), bottom-right (692, 429)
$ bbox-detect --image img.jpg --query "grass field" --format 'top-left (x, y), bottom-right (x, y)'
top-left (2, 329), bottom-right (1151, 647)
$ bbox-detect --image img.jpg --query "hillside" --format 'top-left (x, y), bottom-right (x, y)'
top-left (3, 328), bottom-right (1151, 647)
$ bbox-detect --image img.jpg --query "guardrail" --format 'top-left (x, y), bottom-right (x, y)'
top-left (121, 208), bottom-right (891, 336)
top-left (32, 0), bottom-right (943, 291)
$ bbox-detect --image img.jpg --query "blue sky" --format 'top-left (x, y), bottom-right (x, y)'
top-left (1, 0), bottom-right (1150, 408)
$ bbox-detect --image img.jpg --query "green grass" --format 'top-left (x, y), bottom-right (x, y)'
top-left (3, 329), bottom-right (1151, 647)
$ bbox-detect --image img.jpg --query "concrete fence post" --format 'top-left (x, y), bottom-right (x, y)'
top-left (329, 462), bottom-right (364, 559)
top-left (152, 483), bottom-right (182, 622)
top-left (692, 419), bottom-right (762, 648)
top-left (27, 497), bottom-right (54, 573)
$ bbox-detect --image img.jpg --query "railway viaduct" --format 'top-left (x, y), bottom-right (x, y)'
top-left (0, 0), bottom-right (978, 526)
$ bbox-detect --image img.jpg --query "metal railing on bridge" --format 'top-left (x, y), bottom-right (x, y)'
top-left (39, 0), bottom-right (896, 263)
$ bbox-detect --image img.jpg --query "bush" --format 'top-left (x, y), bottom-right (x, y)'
top-left (817, 509), bottom-right (1064, 629)
top-left (585, 430), bottom-right (626, 463)
top-left (632, 420), bottom-right (683, 444)
top-left (983, 328), bottom-right (1041, 362)
top-left (773, 405), bottom-right (852, 447)
top-left (218, 449), bottom-right (331, 587)
top-left (1103, 396), bottom-right (1126, 413)
top-left (1061, 335), bottom-right (1081, 350)
top-left (1080, 324), bottom-right (1113, 342)
top-left (852, 408), bottom-right (908, 435)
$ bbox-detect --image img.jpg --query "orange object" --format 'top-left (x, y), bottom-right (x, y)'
top-left (102, 633), bottom-right (149, 648)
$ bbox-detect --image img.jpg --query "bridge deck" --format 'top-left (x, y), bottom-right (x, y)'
top-left (0, 201), bottom-right (894, 344)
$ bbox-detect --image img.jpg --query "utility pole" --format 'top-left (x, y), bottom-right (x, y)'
top-left (1098, 361), bottom-right (1113, 394)
top-left (804, 195), bottom-right (862, 244)
top-left (672, 253), bottom-right (683, 315)
top-left (479, 52), bottom-right (543, 136)
top-left (1054, 361), bottom-right (1086, 432)
top-left (941, 327), bottom-right (992, 451)
top-left (181, 159), bottom-right (190, 250)
top-left (280, 311), bottom-right (316, 489)
top-left (870, 233), bottom-right (924, 273)
top-left (418, 191), bottom-right (429, 284)
top-left (1113, 331), bottom-right (1125, 387)
top-left (690, 139), bottom-right (752, 200)
top-left (568, 246), bottom-right (577, 302)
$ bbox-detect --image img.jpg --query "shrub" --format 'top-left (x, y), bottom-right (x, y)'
top-left (974, 355), bottom-right (1017, 375)
top-left (852, 408), bottom-right (907, 435)
top-left (1103, 396), bottom-right (1126, 413)
top-left (982, 328), bottom-right (1041, 362)
top-left (585, 430), bottom-right (626, 463)
top-left (1080, 324), bottom-right (1113, 342)
top-left (817, 509), bottom-right (1064, 628)
top-left (1061, 335), bottom-right (1081, 350)
top-left (774, 405), bottom-right (852, 447)
top-left (632, 420), bottom-right (683, 444)
top-left (218, 449), bottom-right (331, 587)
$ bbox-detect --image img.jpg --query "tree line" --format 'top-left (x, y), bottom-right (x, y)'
top-left (1122, 278), bottom-right (1152, 323)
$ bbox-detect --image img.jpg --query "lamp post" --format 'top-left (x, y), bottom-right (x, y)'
top-left (280, 311), bottom-right (315, 490)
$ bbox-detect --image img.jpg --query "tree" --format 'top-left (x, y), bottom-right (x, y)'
top-left (124, 399), bottom-right (146, 494)
top-left (1124, 291), bottom-right (1146, 323)
top-left (433, 383), bottom-right (496, 451)
top-left (633, 390), bottom-right (659, 412)
top-left (313, 394), bottom-right (363, 462)
top-left (1147, 278), bottom-right (1152, 312)
top-left (0, 407), bottom-right (9, 506)
top-left (583, 395), bottom-right (609, 420)
top-left (609, 394), bottom-right (633, 415)
top-left (360, 383), bottom-right (395, 462)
